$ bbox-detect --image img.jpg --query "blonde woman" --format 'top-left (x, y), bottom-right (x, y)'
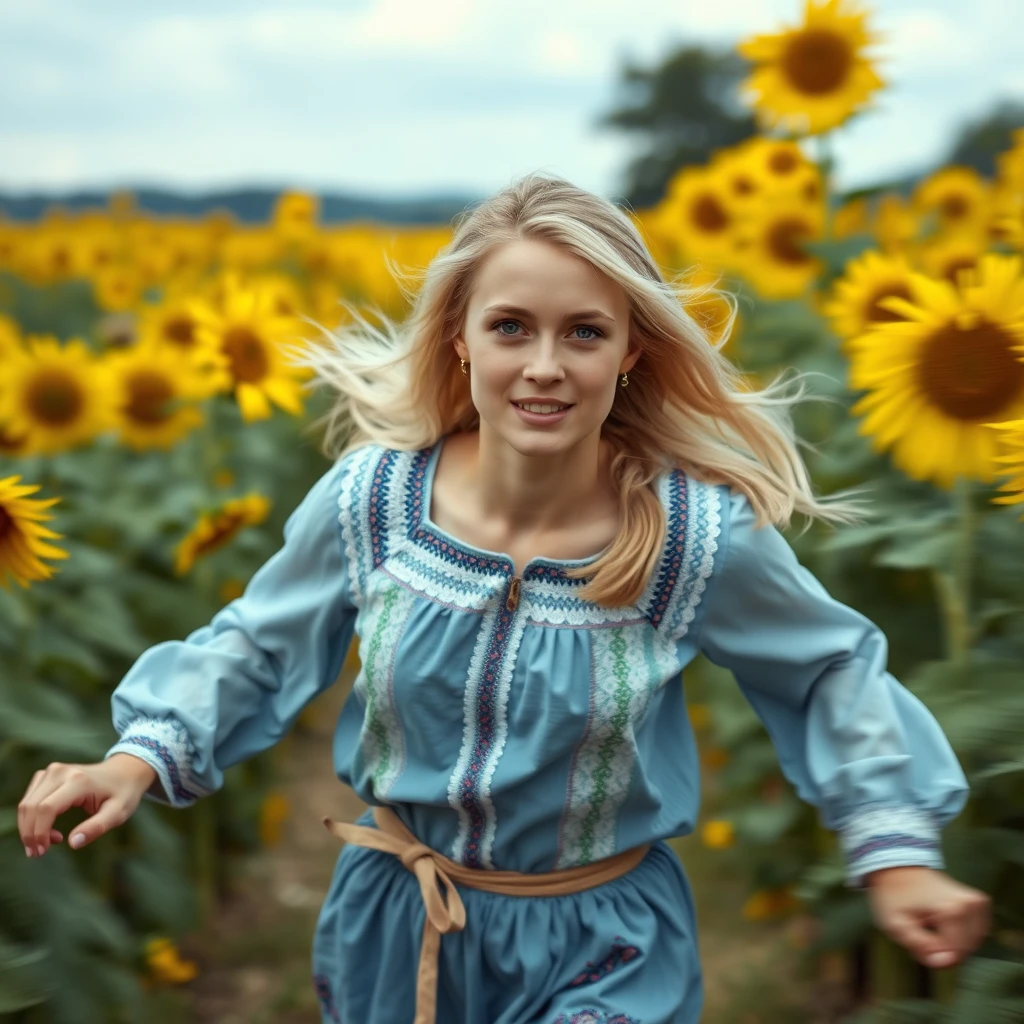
top-left (19, 173), bottom-right (989, 1024)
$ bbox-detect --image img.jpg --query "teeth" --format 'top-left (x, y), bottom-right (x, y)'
top-left (515, 403), bottom-right (568, 414)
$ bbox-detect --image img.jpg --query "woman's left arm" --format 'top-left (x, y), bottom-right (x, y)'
top-left (695, 489), bottom-right (990, 968)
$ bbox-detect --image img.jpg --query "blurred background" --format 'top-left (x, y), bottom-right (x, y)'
top-left (2, 1), bottom-right (1024, 1021)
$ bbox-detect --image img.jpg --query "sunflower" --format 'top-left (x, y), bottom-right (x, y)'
top-left (997, 129), bottom-right (1024, 189)
top-left (913, 167), bottom-right (991, 236)
top-left (192, 273), bottom-right (307, 422)
top-left (174, 493), bottom-right (271, 576)
top-left (105, 344), bottom-right (208, 451)
top-left (826, 250), bottom-right (916, 339)
top-left (0, 476), bottom-right (69, 590)
top-left (664, 166), bottom-right (742, 265)
top-left (136, 293), bottom-right (231, 396)
top-left (873, 193), bottom-right (918, 253)
top-left (93, 264), bottom-right (143, 312)
top-left (737, 0), bottom-right (884, 136)
top-left (832, 196), bottom-right (870, 239)
top-left (917, 232), bottom-right (987, 287)
top-left (724, 137), bottom-right (822, 203)
top-left (847, 254), bottom-right (1024, 489)
top-left (273, 190), bottom-right (320, 241)
top-left (733, 197), bottom-right (826, 299)
top-left (0, 336), bottom-right (114, 456)
top-left (250, 273), bottom-right (307, 319)
top-left (989, 419), bottom-right (1024, 516)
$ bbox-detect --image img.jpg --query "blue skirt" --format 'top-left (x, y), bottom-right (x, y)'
top-left (311, 809), bottom-right (703, 1024)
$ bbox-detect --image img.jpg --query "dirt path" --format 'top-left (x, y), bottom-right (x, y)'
top-left (159, 661), bottom-right (845, 1023)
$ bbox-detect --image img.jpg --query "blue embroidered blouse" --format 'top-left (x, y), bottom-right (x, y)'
top-left (106, 438), bottom-right (969, 888)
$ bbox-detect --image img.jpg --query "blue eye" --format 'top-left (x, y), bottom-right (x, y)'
top-left (490, 320), bottom-right (604, 340)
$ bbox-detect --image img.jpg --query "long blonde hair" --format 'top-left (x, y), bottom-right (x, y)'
top-left (288, 170), bottom-right (865, 607)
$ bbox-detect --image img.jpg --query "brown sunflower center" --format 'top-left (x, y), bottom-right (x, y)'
top-left (865, 282), bottom-right (912, 323)
top-left (690, 193), bottom-right (730, 234)
top-left (942, 256), bottom-right (977, 286)
top-left (222, 327), bottom-right (269, 382)
top-left (768, 149), bottom-right (800, 175)
top-left (0, 424), bottom-right (29, 454)
top-left (26, 370), bottom-right (85, 427)
top-left (731, 174), bottom-right (757, 196)
top-left (767, 217), bottom-right (814, 265)
top-left (193, 513), bottom-right (246, 560)
top-left (163, 315), bottom-right (196, 347)
top-left (0, 505), bottom-right (12, 542)
top-left (917, 317), bottom-right (1024, 420)
top-left (782, 29), bottom-right (853, 95)
top-left (126, 370), bottom-right (175, 425)
top-left (940, 193), bottom-right (969, 220)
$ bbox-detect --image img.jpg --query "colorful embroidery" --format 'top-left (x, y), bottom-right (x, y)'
top-left (551, 1011), bottom-right (640, 1024)
top-left (644, 469), bottom-right (687, 630)
top-left (312, 973), bottom-right (341, 1022)
top-left (569, 936), bottom-right (641, 987)
top-left (447, 597), bottom-right (527, 867)
top-left (337, 443), bottom-right (387, 605)
top-left (353, 582), bottom-right (411, 799)
top-left (554, 623), bottom-right (677, 867)
top-left (665, 472), bottom-right (721, 638)
top-left (106, 716), bottom-right (208, 808)
top-left (640, 470), bottom-right (721, 639)
top-left (838, 804), bottom-right (942, 885)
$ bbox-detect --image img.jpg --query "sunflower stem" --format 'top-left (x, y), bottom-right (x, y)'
top-left (937, 476), bottom-right (975, 663)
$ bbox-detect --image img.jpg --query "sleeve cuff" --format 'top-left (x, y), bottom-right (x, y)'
top-left (105, 716), bottom-right (212, 809)
top-left (838, 804), bottom-right (945, 889)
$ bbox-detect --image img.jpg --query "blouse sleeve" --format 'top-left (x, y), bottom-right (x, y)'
top-left (104, 452), bottom-right (361, 808)
top-left (695, 489), bottom-right (970, 889)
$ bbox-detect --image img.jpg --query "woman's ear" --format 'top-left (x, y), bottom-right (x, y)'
top-left (452, 335), bottom-right (468, 363)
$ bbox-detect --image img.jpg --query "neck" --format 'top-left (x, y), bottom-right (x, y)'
top-left (464, 427), bottom-right (608, 535)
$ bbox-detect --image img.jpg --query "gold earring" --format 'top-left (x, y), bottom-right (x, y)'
top-left (620, 372), bottom-right (628, 388)
top-left (460, 358), bottom-right (468, 375)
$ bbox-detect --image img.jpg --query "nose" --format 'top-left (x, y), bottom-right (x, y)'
top-left (522, 338), bottom-right (565, 383)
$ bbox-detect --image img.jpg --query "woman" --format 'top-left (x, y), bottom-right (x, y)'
top-left (18, 172), bottom-right (990, 1024)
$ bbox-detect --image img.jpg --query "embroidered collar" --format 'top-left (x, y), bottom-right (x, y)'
top-left (341, 439), bottom-right (721, 632)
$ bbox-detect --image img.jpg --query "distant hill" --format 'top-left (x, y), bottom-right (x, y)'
top-left (0, 186), bottom-right (485, 225)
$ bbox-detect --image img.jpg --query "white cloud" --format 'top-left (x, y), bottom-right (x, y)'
top-left (0, 0), bottom-right (1020, 197)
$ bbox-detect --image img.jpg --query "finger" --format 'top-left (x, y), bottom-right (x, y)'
top-left (17, 770), bottom-right (45, 854)
top-left (50, 829), bottom-right (63, 844)
top-left (887, 913), bottom-right (956, 969)
top-left (22, 769), bottom-right (72, 856)
top-left (29, 778), bottom-right (90, 855)
top-left (958, 896), bottom-right (992, 956)
top-left (68, 799), bottom-right (131, 851)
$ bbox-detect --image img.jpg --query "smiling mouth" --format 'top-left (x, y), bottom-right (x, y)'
top-left (511, 401), bottom-right (574, 413)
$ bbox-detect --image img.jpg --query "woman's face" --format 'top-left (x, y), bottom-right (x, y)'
top-left (454, 238), bottom-right (640, 456)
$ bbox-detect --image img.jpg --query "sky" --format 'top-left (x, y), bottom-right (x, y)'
top-left (1, 0), bottom-right (1022, 202)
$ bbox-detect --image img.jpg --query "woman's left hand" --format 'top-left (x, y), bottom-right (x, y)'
top-left (865, 866), bottom-right (992, 969)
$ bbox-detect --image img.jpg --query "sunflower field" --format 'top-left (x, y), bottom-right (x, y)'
top-left (2, 0), bottom-right (1024, 1020)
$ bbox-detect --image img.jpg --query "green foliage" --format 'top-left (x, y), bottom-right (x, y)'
top-left (0, 360), bottom-right (336, 1019)
top-left (691, 284), bottom-right (1024, 1015)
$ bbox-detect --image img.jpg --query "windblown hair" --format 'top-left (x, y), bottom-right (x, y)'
top-left (288, 170), bottom-right (866, 607)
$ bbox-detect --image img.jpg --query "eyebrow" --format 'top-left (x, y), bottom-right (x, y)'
top-left (482, 304), bottom-right (616, 323)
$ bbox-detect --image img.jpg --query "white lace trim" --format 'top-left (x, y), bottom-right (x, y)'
top-left (106, 716), bottom-right (210, 809)
top-left (336, 443), bottom-right (383, 606)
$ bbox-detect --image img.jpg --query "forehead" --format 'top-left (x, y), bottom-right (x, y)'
top-left (470, 238), bottom-right (625, 310)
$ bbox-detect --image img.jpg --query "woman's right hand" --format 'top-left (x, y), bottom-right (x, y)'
top-left (17, 754), bottom-right (159, 858)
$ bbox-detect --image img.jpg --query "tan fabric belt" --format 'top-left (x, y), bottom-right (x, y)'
top-left (322, 806), bottom-right (651, 1024)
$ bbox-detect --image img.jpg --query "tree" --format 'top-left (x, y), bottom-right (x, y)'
top-left (594, 46), bottom-right (758, 209)
top-left (945, 100), bottom-right (1024, 178)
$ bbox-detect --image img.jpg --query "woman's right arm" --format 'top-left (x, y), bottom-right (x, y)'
top-left (17, 445), bottom-right (375, 856)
